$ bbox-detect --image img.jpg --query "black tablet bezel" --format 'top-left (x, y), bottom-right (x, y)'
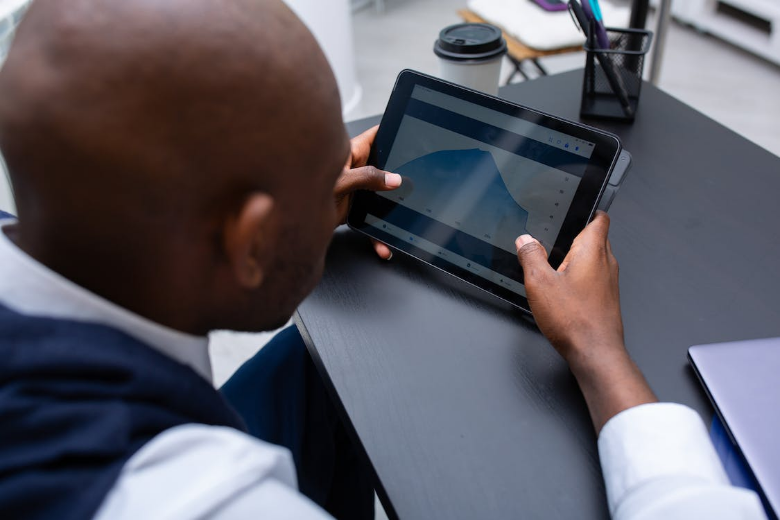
top-left (347, 69), bottom-right (622, 312)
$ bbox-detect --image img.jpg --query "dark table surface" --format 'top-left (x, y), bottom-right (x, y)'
top-left (294, 69), bottom-right (780, 520)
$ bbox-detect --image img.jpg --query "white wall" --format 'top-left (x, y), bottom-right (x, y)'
top-left (282, 0), bottom-right (362, 116)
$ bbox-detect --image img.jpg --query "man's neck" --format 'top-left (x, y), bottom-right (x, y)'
top-left (6, 223), bottom-right (209, 336)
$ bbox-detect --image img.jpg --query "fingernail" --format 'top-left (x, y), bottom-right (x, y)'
top-left (386, 251), bottom-right (393, 261)
top-left (515, 234), bottom-right (534, 251)
top-left (384, 173), bottom-right (402, 188)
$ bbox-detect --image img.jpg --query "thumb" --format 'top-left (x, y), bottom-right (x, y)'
top-left (336, 166), bottom-right (402, 195)
top-left (515, 235), bottom-right (552, 282)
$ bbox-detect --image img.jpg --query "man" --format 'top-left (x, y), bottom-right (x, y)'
top-left (0, 0), bottom-right (766, 519)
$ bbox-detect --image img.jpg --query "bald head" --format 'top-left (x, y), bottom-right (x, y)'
top-left (0, 0), bottom-right (350, 333)
top-left (0, 0), bottom-right (344, 220)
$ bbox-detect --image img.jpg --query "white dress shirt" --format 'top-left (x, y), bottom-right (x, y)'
top-left (599, 403), bottom-right (766, 519)
top-left (0, 216), bottom-right (767, 519)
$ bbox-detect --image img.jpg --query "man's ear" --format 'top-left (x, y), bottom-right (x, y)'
top-left (223, 192), bottom-right (276, 289)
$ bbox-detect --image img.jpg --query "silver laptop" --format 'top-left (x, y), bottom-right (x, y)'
top-left (689, 337), bottom-right (780, 518)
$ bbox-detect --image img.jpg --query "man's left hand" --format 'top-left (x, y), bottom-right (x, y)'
top-left (334, 125), bottom-right (401, 260)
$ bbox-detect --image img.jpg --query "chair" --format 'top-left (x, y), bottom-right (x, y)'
top-left (458, 9), bottom-right (583, 83)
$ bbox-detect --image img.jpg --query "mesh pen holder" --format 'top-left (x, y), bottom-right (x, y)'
top-left (581, 27), bottom-right (653, 122)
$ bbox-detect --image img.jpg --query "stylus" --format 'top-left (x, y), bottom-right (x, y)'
top-left (583, 0), bottom-right (610, 50)
top-left (568, 0), bottom-right (634, 118)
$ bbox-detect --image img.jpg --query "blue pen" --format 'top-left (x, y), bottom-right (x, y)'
top-left (589, 0), bottom-right (604, 21)
top-left (581, 0), bottom-right (610, 49)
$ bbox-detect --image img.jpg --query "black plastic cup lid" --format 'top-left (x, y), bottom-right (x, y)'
top-left (434, 23), bottom-right (507, 62)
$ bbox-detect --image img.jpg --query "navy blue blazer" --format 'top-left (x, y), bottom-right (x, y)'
top-left (0, 304), bottom-right (245, 520)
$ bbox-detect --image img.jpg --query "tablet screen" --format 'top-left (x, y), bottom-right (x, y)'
top-left (349, 70), bottom-right (620, 309)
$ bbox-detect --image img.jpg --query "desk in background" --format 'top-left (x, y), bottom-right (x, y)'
top-left (295, 70), bottom-right (780, 519)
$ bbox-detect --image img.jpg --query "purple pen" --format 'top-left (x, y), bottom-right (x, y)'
top-left (581, 0), bottom-right (610, 49)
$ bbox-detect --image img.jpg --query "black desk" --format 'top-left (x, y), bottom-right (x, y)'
top-left (295, 70), bottom-right (780, 519)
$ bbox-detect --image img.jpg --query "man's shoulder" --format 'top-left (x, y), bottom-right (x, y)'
top-left (0, 307), bottom-right (248, 519)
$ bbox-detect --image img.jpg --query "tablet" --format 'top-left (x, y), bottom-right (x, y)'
top-left (348, 70), bottom-right (622, 312)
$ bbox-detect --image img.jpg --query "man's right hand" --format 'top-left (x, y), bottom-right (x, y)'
top-left (515, 212), bottom-right (657, 433)
top-left (516, 211), bottom-right (624, 367)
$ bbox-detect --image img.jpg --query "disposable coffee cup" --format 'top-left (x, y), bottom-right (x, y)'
top-left (434, 23), bottom-right (506, 96)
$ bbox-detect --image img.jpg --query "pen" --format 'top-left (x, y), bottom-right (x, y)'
top-left (581, 0), bottom-right (610, 50)
top-left (568, 0), bottom-right (634, 118)
top-left (568, 0), bottom-right (589, 34)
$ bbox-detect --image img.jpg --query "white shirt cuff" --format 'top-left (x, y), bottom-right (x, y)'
top-left (598, 402), bottom-right (729, 515)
